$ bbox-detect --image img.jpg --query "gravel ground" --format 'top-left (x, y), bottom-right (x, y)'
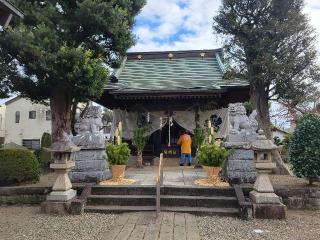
top-left (198, 210), bottom-right (320, 240)
top-left (1, 206), bottom-right (319, 240)
top-left (0, 206), bottom-right (116, 240)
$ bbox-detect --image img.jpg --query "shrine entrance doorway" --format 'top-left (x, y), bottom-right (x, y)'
top-left (148, 120), bottom-right (195, 165)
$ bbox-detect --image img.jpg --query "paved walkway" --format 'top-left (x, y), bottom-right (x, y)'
top-left (126, 167), bottom-right (206, 186)
top-left (22, 166), bottom-right (319, 188)
top-left (101, 212), bottom-right (200, 240)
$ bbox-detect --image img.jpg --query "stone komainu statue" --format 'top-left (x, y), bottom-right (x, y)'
top-left (70, 105), bottom-right (110, 182)
top-left (223, 103), bottom-right (258, 184)
top-left (73, 106), bottom-right (105, 149)
top-left (229, 103), bottom-right (252, 134)
top-left (228, 103), bottom-right (258, 135)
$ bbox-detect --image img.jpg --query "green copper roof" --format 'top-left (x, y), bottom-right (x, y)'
top-left (107, 49), bottom-right (248, 92)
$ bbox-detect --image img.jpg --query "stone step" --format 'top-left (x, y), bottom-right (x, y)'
top-left (87, 194), bottom-right (238, 208)
top-left (91, 185), bottom-right (156, 195)
top-left (87, 194), bottom-right (156, 206)
top-left (85, 205), bottom-right (239, 216)
top-left (161, 195), bottom-right (238, 208)
top-left (163, 186), bottom-right (235, 197)
top-left (90, 185), bottom-right (235, 197)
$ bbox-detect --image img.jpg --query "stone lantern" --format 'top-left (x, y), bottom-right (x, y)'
top-left (41, 132), bottom-right (80, 214)
top-left (250, 129), bottom-right (286, 219)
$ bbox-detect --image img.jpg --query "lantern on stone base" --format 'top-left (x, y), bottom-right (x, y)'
top-left (41, 132), bottom-right (81, 214)
top-left (250, 129), bottom-right (287, 219)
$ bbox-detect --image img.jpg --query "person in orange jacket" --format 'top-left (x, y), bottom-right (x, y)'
top-left (177, 130), bottom-right (192, 166)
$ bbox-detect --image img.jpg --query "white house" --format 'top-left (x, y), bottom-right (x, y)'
top-left (0, 104), bottom-right (5, 144)
top-left (4, 96), bottom-right (51, 149)
top-left (272, 126), bottom-right (291, 141)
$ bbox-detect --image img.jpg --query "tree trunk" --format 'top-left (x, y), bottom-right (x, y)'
top-left (250, 85), bottom-right (272, 139)
top-left (250, 84), bottom-right (292, 175)
top-left (137, 151), bottom-right (143, 168)
top-left (50, 88), bottom-right (72, 143)
top-left (70, 101), bottom-right (78, 136)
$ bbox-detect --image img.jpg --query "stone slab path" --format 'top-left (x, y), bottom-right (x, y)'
top-left (101, 212), bottom-right (200, 240)
top-left (125, 166), bottom-right (206, 186)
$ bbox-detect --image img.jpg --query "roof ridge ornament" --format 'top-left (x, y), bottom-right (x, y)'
top-left (137, 54), bottom-right (142, 60)
top-left (168, 53), bottom-right (173, 60)
top-left (200, 52), bottom-right (205, 58)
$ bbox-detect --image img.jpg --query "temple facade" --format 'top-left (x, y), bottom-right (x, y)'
top-left (97, 49), bottom-right (251, 164)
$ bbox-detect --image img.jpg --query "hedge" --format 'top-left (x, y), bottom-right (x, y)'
top-left (0, 148), bottom-right (40, 185)
top-left (289, 114), bottom-right (320, 185)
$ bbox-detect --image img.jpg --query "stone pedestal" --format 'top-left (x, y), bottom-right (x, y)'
top-left (41, 200), bottom-right (72, 215)
top-left (223, 143), bottom-right (257, 184)
top-left (250, 167), bottom-right (287, 219)
top-left (252, 203), bottom-right (287, 219)
top-left (69, 148), bottom-right (110, 182)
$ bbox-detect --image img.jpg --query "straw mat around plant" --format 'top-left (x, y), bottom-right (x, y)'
top-left (99, 178), bottom-right (136, 185)
top-left (194, 178), bottom-right (229, 187)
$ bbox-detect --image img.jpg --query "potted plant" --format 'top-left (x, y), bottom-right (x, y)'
top-left (106, 143), bottom-right (131, 180)
top-left (197, 143), bottom-right (230, 182)
top-left (132, 126), bottom-right (150, 168)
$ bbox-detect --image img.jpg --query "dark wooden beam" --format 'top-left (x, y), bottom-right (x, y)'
top-left (96, 86), bottom-right (250, 111)
top-left (0, 0), bottom-right (23, 28)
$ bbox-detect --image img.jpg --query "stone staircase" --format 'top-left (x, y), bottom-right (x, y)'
top-left (85, 185), bottom-right (240, 217)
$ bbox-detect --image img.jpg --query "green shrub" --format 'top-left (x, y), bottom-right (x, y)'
top-left (106, 143), bottom-right (131, 165)
top-left (289, 114), bottom-right (320, 184)
top-left (243, 101), bottom-right (254, 116)
top-left (0, 148), bottom-right (40, 185)
top-left (197, 144), bottom-right (230, 167)
top-left (193, 127), bottom-right (206, 150)
top-left (273, 137), bottom-right (282, 146)
top-left (132, 126), bottom-right (150, 153)
top-left (39, 133), bottom-right (52, 167)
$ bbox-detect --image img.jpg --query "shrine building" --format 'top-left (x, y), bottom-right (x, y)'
top-left (97, 49), bottom-right (250, 164)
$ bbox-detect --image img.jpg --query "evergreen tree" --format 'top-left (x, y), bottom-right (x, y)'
top-left (0, 0), bottom-right (145, 142)
top-left (213, 0), bottom-right (319, 138)
top-left (289, 114), bottom-right (320, 185)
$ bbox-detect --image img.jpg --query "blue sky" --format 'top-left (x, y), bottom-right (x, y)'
top-left (130, 0), bottom-right (320, 52)
top-left (1, 0), bottom-right (320, 106)
top-left (129, 0), bottom-right (320, 128)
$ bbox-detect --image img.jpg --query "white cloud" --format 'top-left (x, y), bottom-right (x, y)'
top-left (130, 0), bottom-right (320, 55)
top-left (130, 0), bottom-right (221, 51)
top-left (305, 1), bottom-right (320, 54)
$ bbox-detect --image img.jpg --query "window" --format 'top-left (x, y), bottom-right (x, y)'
top-left (29, 111), bottom-right (36, 119)
top-left (15, 111), bottom-right (20, 123)
top-left (46, 110), bottom-right (51, 121)
top-left (22, 139), bottom-right (40, 150)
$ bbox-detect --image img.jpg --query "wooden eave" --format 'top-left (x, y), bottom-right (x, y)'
top-left (97, 86), bottom-right (250, 110)
top-left (0, 0), bottom-right (23, 18)
top-left (109, 89), bottom-right (225, 100)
